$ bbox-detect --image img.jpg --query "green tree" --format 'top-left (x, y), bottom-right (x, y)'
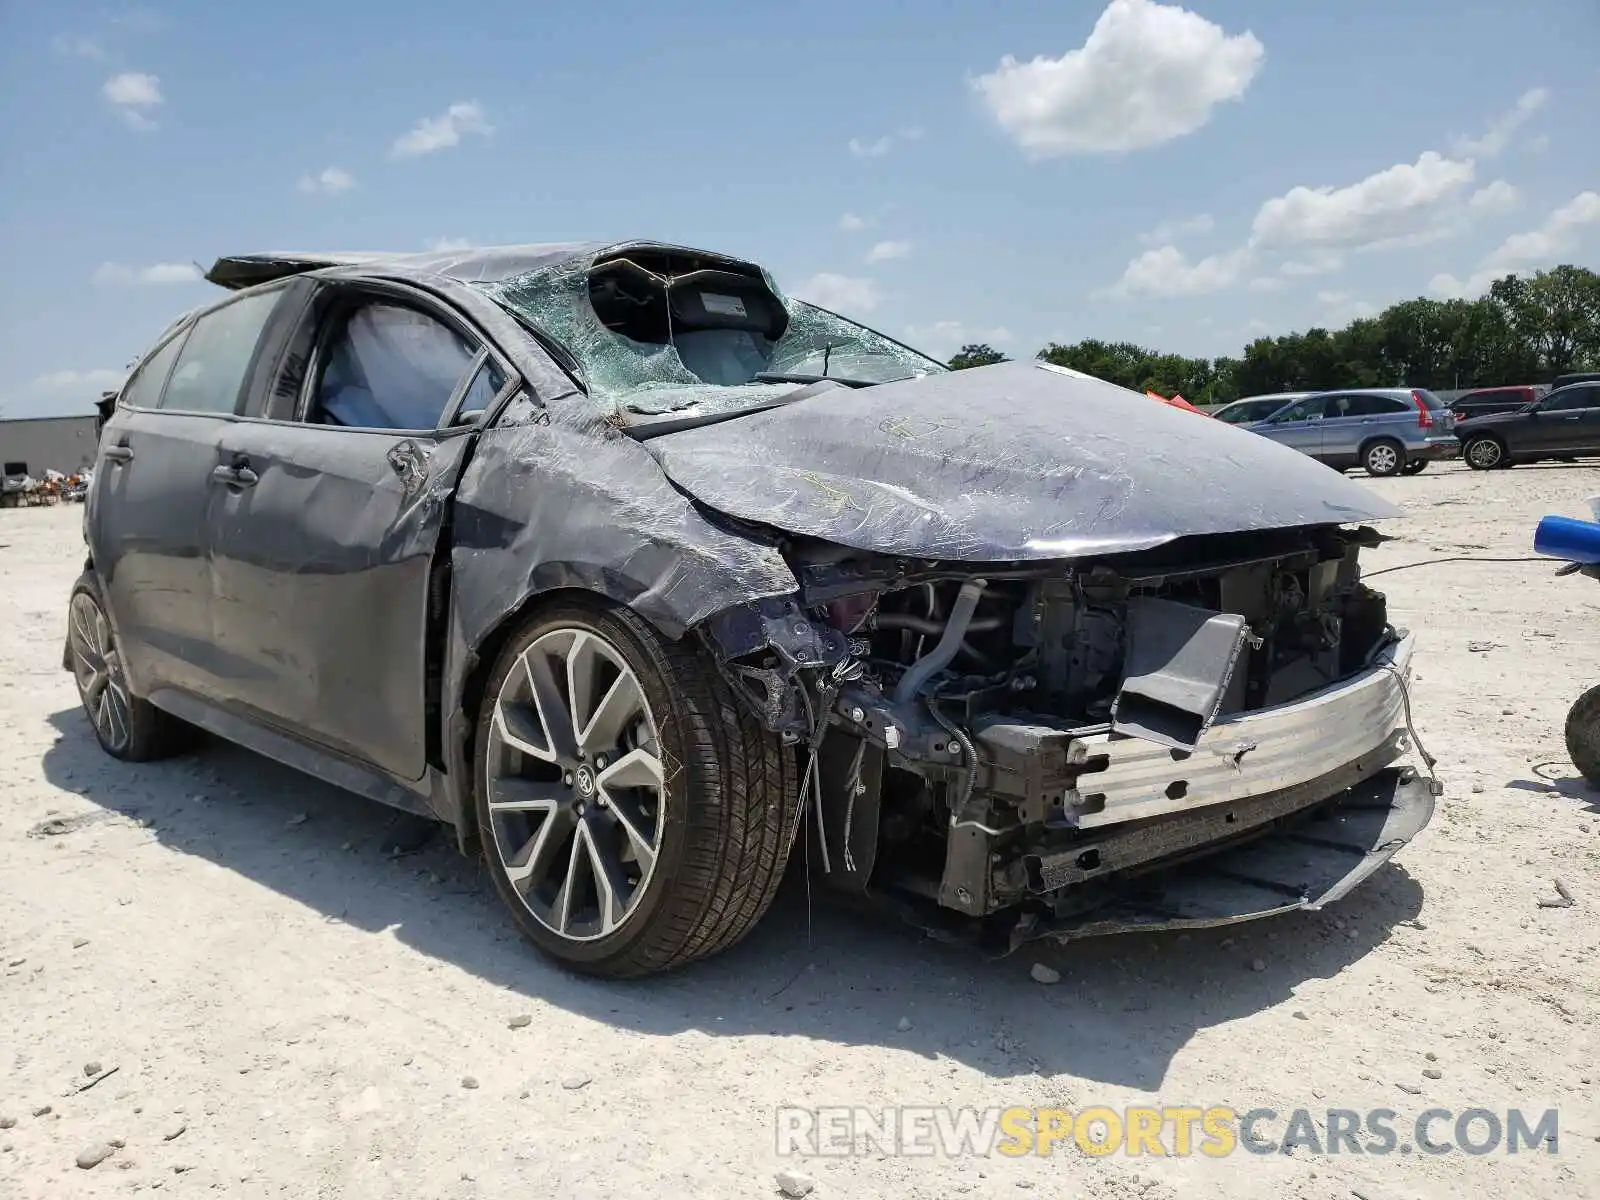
top-left (1030, 265), bottom-right (1599, 399)
top-left (948, 343), bottom-right (1009, 370)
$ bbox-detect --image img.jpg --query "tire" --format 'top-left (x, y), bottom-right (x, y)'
top-left (1566, 683), bottom-right (1600, 788)
top-left (1402, 459), bottom-right (1429, 475)
top-left (473, 601), bottom-right (799, 978)
top-left (1463, 435), bottom-right (1506, 470)
top-left (1361, 439), bottom-right (1404, 477)
top-left (67, 572), bottom-right (192, 761)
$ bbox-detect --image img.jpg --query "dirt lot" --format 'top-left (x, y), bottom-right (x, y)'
top-left (2, 462), bottom-right (1598, 1199)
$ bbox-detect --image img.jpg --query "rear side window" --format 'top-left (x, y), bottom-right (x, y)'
top-left (1411, 389), bottom-right (1447, 410)
top-left (119, 333), bottom-right (187, 410)
top-left (1340, 395), bottom-right (1406, 416)
top-left (161, 290), bottom-right (283, 414)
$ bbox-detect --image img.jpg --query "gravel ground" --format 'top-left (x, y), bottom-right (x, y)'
top-left (2, 461), bottom-right (1598, 1199)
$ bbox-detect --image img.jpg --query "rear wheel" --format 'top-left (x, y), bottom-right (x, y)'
top-left (1464, 435), bottom-right (1506, 470)
top-left (1402, 459), bottom-right (1429, 475)
top-left (1566, 684), bottom-right (1600, 787)
top-left (474, 601), bottom-right (799, 977)
top-left (67, 573), bottom-right (192, 761)
top-left (1361, 439), bottom-right (1404, 477)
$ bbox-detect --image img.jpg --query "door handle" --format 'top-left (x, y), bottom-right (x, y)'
top-left (210, 463), bottom-right (259, 488)
top-left (102, 444), bottom-right (133, 464)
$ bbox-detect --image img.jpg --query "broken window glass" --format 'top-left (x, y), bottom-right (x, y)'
top-left (481, 250), bottom-right (945, 420)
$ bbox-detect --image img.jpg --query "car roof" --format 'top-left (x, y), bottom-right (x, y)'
top-left (1459, 385), bottom-right (1534, 395)
top-left (203, 239), bottom-right (762, 291)
top-left (1224, 392), bottom-right (1311, 405)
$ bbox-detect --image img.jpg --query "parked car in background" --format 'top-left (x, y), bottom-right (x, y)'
top-left (1450, 384), bottom-right (1541, 420)
top-left (1211, 392), bottom-right (1311, 425)
top-left (1551, 372), bottom-right (1600, 391)
top-left (1458, 380), bottom-right (1600, 469)
top-left (65, 238), bottom-right (1433, 978)
top-left (1248, 388), bottom-right (1458, 476)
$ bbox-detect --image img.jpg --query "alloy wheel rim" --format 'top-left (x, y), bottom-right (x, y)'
top-left (486, 627), bottom-right (666, 942)
top-left (69, 592), bottom-right (131, 752)
top-left (1468, 439), bottom-right (1500, 468)
top-left (1369, 444), bottom-right (1398, 473)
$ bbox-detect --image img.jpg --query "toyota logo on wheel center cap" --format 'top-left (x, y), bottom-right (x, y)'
top-left (575, 766), bottom-right (596, 797)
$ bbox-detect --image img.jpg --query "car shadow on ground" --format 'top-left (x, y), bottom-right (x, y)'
top-left (39, 706), bottom-right (1423, 1091)
top-left (1506, 772), bottom-right (1600, 810)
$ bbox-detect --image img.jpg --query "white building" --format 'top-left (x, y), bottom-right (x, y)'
top-left (1, 414), bottom-right (101, 476)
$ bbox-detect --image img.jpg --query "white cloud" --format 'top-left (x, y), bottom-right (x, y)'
top-left (103, 71), bottom-right (162, 130)
top-left (32, 368), bottom-right (126, 391)
top-left (1468, 179), bottom-right (1522, 215)
top-left (1279, 251), bottom-right (1344, 277)
top-left (392, 101), bottom-right (490, 158)
top-left (1431, 191), bottom-right (1600, 297)
top-left (1111, 244), bottom-right (1249, 297)
top-left (1452, 88), bottom-right (1549, 159)
top-left (794, 273), bottom-right (882, 313)
top-left (865, 239), bottom-right (911, 264)
top-left (847, 126), bottom-right (924, 160)
top-left (1246, 275), bottom-right (1284, 292)
top-left (1251, 151), bottom-right (1476, 249)
top-left (905, 321), bottom-right (1015, 356)
top-left (52, 35), bottom-right (105, 59)
top-left (297, 166), bottom-right (356, 196)
top-left (839, 212), bottom-right (869, 232)
top-left (1139, 212), bottom-right (1213, 246)
top-left (94, 261), bottom-right (201, 286)
top-left (425, 237), bottom-right (473, 252)
top-left (848, 135), bottom-right (894, 159)
top-left (972, 0), bottom-right (1263, 158)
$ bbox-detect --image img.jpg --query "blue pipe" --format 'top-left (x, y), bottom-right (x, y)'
top-left (1535, 514), bottom-right (1600, 565)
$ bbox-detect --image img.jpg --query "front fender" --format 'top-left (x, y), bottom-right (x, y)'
top-left (438, 416), bottom-right (799, 847)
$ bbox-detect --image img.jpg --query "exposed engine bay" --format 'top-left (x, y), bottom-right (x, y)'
top-left (704, 522), bottom-right (1425, 948)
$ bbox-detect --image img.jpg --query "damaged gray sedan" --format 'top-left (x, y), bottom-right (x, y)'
top-left (68, 240), bottom-right (1436, 977)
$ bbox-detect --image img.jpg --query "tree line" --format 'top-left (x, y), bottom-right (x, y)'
top-left (948, 265), bottom-right (1600, 403)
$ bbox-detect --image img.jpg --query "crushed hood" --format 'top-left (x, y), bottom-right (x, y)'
top-left (644, 361), bottom-right (1401, 561)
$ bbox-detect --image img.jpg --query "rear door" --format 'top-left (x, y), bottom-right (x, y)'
top-left (206, 282), bottom-right (513, 781)
top-left (1323, 393), bottom-right (1409, 461)
top-left (87, 286), bottom-right (288, 704)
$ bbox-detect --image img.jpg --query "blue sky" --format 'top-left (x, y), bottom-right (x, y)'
top-left (1, 0), bottom-right (1597, 417)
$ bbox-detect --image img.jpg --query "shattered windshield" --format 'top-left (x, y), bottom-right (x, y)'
top-left (481, 249), bottom-right (947, 419)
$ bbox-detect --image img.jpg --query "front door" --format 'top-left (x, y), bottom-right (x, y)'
top-left (206, 291), bottom-right (505, 781)
top-left (1254, 395), bottom-right (1329, 459)
top-left (1529, 384), bottom-right (1600, 454)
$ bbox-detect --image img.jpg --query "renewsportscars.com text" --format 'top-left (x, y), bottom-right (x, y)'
top-left (775, 1105), bottom-right (1560, 1158)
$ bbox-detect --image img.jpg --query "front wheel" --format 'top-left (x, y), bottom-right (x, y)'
top-left (1362, 439), bottom-right (1404, 477)
top-left (474, 602), bottom-right (799, 978)
top-left (1566, 683), bottom-right (1600, 788)
top-left (1463, 436), bottom-right (1506, 470)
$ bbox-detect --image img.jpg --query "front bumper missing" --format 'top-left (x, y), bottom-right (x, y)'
top-left (1063, 631), bottom-right (1416, 828)
top-left (1029, 766), bottom-right (1434, 944)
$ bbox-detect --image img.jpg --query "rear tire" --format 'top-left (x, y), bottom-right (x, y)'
top-left (1565, 684), bottom-right (1600, 788)
top-left (67, 573), bottom-right (193, 762)
top-left (473, 601), bottom-right (799, 978)
top-left (1402, 459), bottom-right (1428, 475)
top-left (1464, 435), bottom-right (1506, 470)
top-left (1361, 439), bottom-right (1404, 477)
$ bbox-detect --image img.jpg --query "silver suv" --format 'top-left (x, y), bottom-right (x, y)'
top-left (1249, 388), bottom-right (1459, 476)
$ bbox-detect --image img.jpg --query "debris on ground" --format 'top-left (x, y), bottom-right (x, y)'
top-left (1028, 963), bottom-right (1061, 985)
top-left (775, 1168), bottom-right (817, 1197)
top-left (1537, 879), bottom-right (1576, 909)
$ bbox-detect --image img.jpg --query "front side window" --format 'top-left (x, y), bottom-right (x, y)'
top-left (161, 289), bottom-right (283, 414)
top-left (315, 303), bottom-right (480, 430)
top-left (119, 332), bottom-right (187, 410)
top-left (1273, 396), bottom-right (1329, 423)
top-left (1544, 386), bottom-right (1597, 412)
